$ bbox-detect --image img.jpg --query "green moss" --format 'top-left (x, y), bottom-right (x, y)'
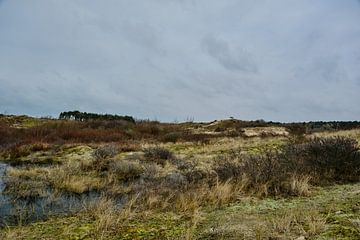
top-left (1, 216), bottom-right (95, 240)
top-left (115, 213), bottom-right (187, 240)
top-left (1, 213), bottom-right (188, 240)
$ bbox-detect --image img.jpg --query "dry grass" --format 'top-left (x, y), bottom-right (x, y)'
top-left (4, 167), bottom-right (50, 197)
top-left (305, 211), bottom-right (327, 237)
top-left (110, 159), bottom-right (144, 181)
top-left (67, 194), bottom-right (140, 239)
top-left (267, 209), bottom-right (326, 239)
top-left (54, 175), bottom-right (104, 194)
top-left (47, 159), bottom-right (111, 194)
top-left (289, 175), bottom-right (312, 197)
top-left (2, 116), bottom-right (360, 239)
top-left (207, 180), bottom-right (236, 207)
top-left (84, 197), bottom-right (121, 238)
top-left (6, 167), bottom-right (50, 180)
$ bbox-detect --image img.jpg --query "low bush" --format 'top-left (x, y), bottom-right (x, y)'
top-left (6, 144), bottom-right (31, 159)
top-left (110, 160), bottom-right (144, 181)
top-left (143, 146), bottom-right (173, 166)
top-left (29, 143), bottom-right (46, 151)
top-left (213, 151), bottom-right (242, 182)
top-left (282, 137), bottom-right (360, 183)
top-left (213, 137), bottom-right (360, 196)
top-left (181, 133), bottom-right (211, 144)
top-left (184, 167), bottom-right (213, 184)
top-left (92, 145), bottom-right (117, 160)
top-left (161, 132), bottom-right (182, 143)
top-left (240, 152), bottom-right (295, 196)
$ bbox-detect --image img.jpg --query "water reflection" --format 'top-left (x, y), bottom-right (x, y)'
top-left (0, 162), bottom-right (125, 227)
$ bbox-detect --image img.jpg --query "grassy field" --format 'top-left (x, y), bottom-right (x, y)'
top-left (1, 115), bottom-right (360, 239)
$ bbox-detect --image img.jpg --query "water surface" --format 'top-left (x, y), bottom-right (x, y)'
top-left (0, 162), bottom-right (125, 227)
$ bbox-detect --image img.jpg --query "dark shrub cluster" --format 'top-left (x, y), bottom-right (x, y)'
top-left (109, 160), bottom-right (144, 181)
top-left (282, 137), bottom-right (360, 183)
top-left (213, 137), bottom-right (360, 196)
top-left (143, 147), bottom-right (173, 166)
top-left (213, 151), bottom-right (242, 182)
top-left (5, 144), bottom-right (31, 160)
top-left (161, 132), bottom-right (182, 143)
top-left (285, 123), bottom-right (307, 136)
top-left (92, 145), bottom-right (118, 160)
top-left (240, 151), bottom-right (299, 196)
top-left (181, 133), bottom-right (211, 144)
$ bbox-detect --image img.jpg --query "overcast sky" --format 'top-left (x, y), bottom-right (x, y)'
top-left (1, 0), bottom-right (360, 122)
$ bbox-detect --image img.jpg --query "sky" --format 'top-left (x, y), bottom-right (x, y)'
top-left (1, 0), bottom-right (360, 122)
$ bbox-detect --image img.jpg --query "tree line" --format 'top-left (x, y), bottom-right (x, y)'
top-left (58, 111), bottom-right (135, 123)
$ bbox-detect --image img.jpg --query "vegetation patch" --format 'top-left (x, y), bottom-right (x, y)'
top-left (2, 114), bottom-right (360, 239)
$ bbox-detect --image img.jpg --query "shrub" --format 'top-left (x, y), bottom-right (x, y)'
top-left (286, 123), bottom-right (307, 136)
top-left (142, 163), bottom-right (162, 180)
top-left (213, 151), bottom-right (242, 181)
top-left (116, 142), bottom-right (141, 152)
top-left (92, 145), bottom-right (117, 160)
top-left (184, 167), bottom-right (212, 184)
top-left (212, 137), bottom-right (360, 196)
top-left (110, 160), bottom-right (144, 181)
top-left (181, 133), bottom-right (211, 144)
top-left (282, 137), bottom-right (360, 183)
top-left (161, 132), bottom-right (182, 143)
top-left (240, 152), bottom-right (292, 196)
top-left (6, 144), bottom-right (31, 159)
top-left (143, 147), bottom-right (173, 166)
top-left (28, 142), bottom-right (50, 152)
top-left (165, 172), bottom-right (188, 186)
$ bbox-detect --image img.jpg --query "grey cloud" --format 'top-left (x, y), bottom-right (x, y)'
top-left (1, 0), bottom-right (360, 122)
top-left (202, 35), bottom-right (258, 73)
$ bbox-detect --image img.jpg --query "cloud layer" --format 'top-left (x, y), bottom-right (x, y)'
top-left (1, 0), bottom-right (360, 122)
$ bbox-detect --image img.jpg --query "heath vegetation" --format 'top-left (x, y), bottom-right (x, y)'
top-left (1, 114), bottom-right (360, 239)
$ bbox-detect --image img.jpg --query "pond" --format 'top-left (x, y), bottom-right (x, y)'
top-left (0, 162), bottom-right (125, 227)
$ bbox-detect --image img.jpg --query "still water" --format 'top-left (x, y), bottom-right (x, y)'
top-left (0, 162), bottom-right (124, 227)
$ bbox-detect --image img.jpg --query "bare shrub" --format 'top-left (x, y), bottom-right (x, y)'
top-left (240, 152), bottom-right (293, 196)
top-left (161, 132), bottom-right (182, 143)
top-left (110, 160), bottom-right (144, 181)
top-left (286, 123), bottom-right (307, 141)
top-left (5, 144), bottom-right (31, 159)
top-left (184, 167), bottom-right (211, 184)
top-left (142, 162), bottom-right (162, 180)
top-left (241, 136), bottom-right (360, 195)
top-left (213, 151), bottom-right (242, 181)
top-left (92, 145), bottom-right (117, 160)
top-left (143, 146), bottom-right (173, 166)
top-left (282, 137), bottom-right (360, 183)
top-left (165, 172), bottom-right (188, 186)
top-left (182, 133), bottom-right (211, 144)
